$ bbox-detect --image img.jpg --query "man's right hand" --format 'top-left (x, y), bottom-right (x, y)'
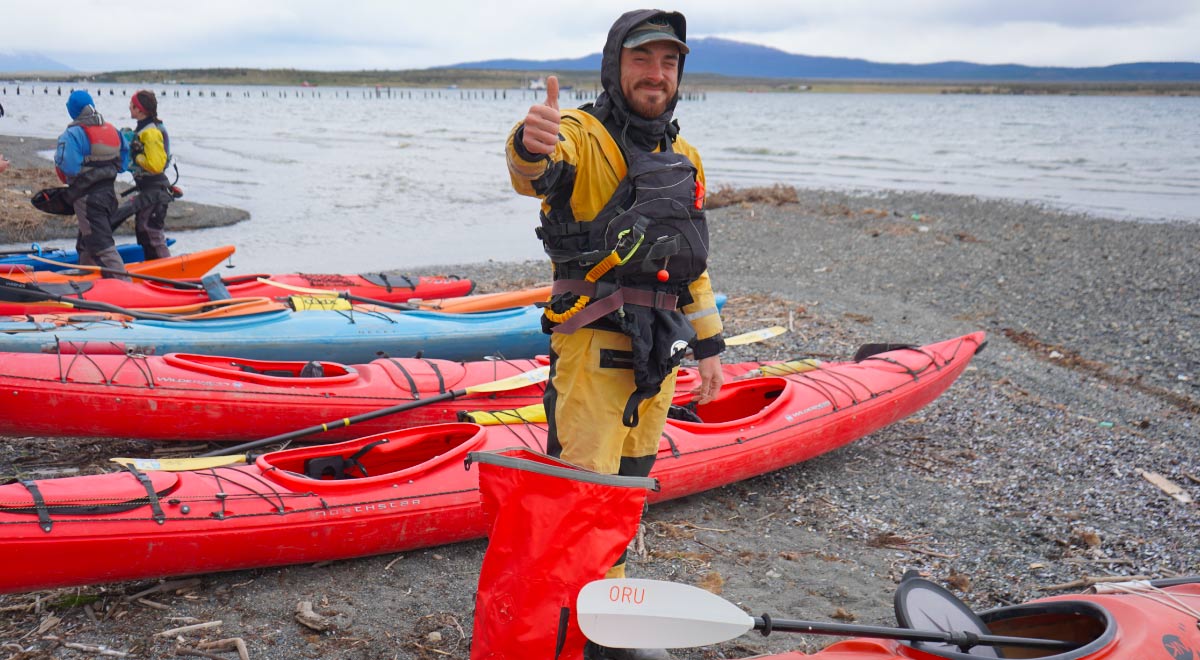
top-left (521, 76), bottom-right (561, 156)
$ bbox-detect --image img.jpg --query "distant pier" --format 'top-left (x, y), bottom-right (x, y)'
top-left (1, 85), bottom-right (707, 103)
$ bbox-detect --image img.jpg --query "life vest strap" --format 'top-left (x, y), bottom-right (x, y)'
top-left (550, 280), bottom-right (678, 335)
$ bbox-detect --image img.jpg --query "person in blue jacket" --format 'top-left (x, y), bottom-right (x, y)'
top-left (55, 90), bottom-right (130, 277)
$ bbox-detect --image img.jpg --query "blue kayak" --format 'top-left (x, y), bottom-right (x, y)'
top-left (0, 239), bottom-right (177, 271)
top-left (0, 305), bottom-right (550, 363)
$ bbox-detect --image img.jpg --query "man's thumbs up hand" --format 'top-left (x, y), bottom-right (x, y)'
top-left (521, 75), bottom-right (562, 155)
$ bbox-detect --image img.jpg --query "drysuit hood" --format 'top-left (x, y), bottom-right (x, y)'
top-left (66, 90), bottom-right (94, 119)
top-left (593, 9), bottom-right (688, 151)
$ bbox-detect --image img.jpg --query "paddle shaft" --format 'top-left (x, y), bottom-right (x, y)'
top-left (198, 388), bottom-right (472, 457)
top-left (754, 615), bottom-right (1079, 652)
top-left (0, 246), bottom-right (62, 256)
top-left (28, 255), bottom-right (205, 290)
top-left (0, 275), bottom-right (181, 321)
top-left (330, 291), bottom-right (417, 311)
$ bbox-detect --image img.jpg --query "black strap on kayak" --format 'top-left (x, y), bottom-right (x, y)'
top-left (19, 480), bottom-right (53, 533)
top-left (853, 343), bottom-right (916, 362)
top-left (360, 272), bottom-right (416, 292)
top-left (420, 358), bottom-right (447, 394)
top-left (122, 463), bottom-right (166, 525)
top-left (382, 356), bottom-right (421, 399)
top-left (659, 431), bottom-right (681, 459)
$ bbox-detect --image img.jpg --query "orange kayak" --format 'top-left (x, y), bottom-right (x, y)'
top-left (0, 245), bottom-right (235, 284)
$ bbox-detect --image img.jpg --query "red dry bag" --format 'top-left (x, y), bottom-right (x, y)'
top-left (467, 448), bottom-right (657, 660)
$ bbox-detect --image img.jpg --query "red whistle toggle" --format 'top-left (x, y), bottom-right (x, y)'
top-left (694, 179), bottom-right (705, 210)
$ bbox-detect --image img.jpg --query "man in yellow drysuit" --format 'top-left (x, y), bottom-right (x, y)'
top-left (506, 9), bottom-right (724, 660)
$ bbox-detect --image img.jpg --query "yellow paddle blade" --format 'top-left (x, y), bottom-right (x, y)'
top-left (465, 366), bottom-right (550, 394)
top-left (725, 326), bottom-right (787, 346)
top-left (290, 295), bottom-right (354, 311)
top-left (759, 359), bottom-right (821, 375)
top-left (256, 277), bottom-right (337, 296)
top-left (734, 358), bottom-right (822, 381)
top-left (461, 403), bottom-right (548, 426)
top-left (111, 455), bottom-right (249, 471)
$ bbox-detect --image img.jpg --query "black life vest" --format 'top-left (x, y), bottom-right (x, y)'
top-left (538, 127), bottom-right (708, 292)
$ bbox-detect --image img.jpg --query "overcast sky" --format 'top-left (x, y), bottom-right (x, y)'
top-left (4, 0), bottom-right (1199, 71)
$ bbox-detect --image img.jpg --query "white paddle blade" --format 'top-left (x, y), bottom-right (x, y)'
top-left (725, 326), bottom-right (787, 347)
top-left (577, 579), bottom-right (754, 649)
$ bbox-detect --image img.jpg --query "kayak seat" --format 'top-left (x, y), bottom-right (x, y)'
top-left (667, 402), bottom-right (703, 423)
top-left (232, 361), bottom-right (325, 379)
top-left (894, 573), bottom-right (1002, 658)
top-left (303, 439), bottom-right (388, 480)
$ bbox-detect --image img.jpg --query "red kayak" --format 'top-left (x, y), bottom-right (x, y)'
top-left (0, 333), bottom-right (983, 593)
top-left (0, 352), bottom-right (554, 441)
top-left (738, 578), bottom-right (1200, 660)
top-left (580, 575), bottom-right (1200, 660)
top-left (0, 271), bottom-right (472, 315)
top-left (0, 344), bottom-right (765, 441)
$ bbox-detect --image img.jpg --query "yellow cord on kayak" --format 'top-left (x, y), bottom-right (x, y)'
top-left (543, 250), bottom-right (621, 324)
top-left (461, 404), bottom-right (547, 426)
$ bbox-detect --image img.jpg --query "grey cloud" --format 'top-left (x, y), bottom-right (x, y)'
top-left (939, 0), bottom-right (1199, 27)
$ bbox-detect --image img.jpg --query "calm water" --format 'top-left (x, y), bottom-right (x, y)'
top-left (2, 84), bottom-right (1197, 273)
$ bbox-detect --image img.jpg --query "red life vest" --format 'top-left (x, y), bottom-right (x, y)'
top-left (81, 123), bottom-right (122, 164)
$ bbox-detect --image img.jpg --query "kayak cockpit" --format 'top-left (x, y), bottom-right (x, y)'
top-left (163, 353), bottom-right (358, 384)
top-left (893, 576), bottom-right (1115, 659)
top-left (976, 601), bottom-right (1115, 659)
top-left (667, 377), bottom-right (788, 427)
top-left (257, 423), bottom-right (487, 490)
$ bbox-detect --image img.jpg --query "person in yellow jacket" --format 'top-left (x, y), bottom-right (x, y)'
top-left (113, 90), bottom-right (173, 260)
top-left (507, 9), bottom-right (722, 660)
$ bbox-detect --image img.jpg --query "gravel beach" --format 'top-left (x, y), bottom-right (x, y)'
top-left (0, 187), bottom-right (1197, 659)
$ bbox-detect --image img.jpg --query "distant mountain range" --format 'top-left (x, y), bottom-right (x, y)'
top-left (447, 37), bottom-right (1200, 82)
top-left (0, 51), bottom-right (73, 73)
top-left (5, 39), bottom-right (1198, 83)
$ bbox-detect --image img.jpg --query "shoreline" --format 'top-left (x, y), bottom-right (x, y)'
top-left (5, 73), bottom-right (1197, 97)
top-left (0, 134), bottom-right (248, 243)
top-left (0, 170), bottom-right (1196, 655)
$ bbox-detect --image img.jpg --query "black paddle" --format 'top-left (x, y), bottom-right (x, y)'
top-left (577, 579), bottom-right (1081, 653)
top-left (0, 275), bottom-right (181, 321)
top-left (185, 366), bottom-right (552, 459)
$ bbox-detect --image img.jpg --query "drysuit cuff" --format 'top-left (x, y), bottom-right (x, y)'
top-left (512, 126), bottom-right (549, 163)
top-left (692, 334), bottom-right (725, 360)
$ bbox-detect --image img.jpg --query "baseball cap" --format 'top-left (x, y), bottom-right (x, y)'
top-left (622, 17), bottom-right (689, 54)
